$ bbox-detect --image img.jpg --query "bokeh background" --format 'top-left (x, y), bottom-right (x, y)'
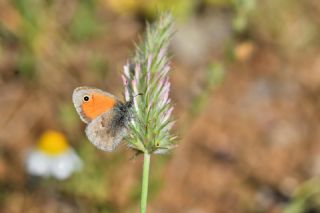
top-left (1, 0), bottom-right (320, 212)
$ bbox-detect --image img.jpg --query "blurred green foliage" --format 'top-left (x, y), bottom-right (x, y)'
top-left (284, 178), bottom-right (320, 213)
top-left (190, 63), bottom-right (225, 116)
top-left (0, 0), bottom-right (258, 83)
top-left (12, 0), bottom-right (41, 34)
top-left (148, 156), bottom-right (169, 198)
top-left (205, 0), bottom-right (233, 7)
top-left (89, 53), bottom-right (109, 79)
top-left (1, 0), bottom-right (105, 82)
top-left (58, 102), bottom-right (80, 133)
top-left (16, 50), bottom-right (36, 79)
top-left (232, 0), bottom-right (256, 32)
top-left (69, 1), bottom-right (101, 41)
top-left (145, 0), bottom-right (197, 21)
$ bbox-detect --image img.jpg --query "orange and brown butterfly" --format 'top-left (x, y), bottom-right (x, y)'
top-left (72, 87), bottom-right (134, 152)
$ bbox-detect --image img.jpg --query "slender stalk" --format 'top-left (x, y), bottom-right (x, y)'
top-left (122, 14), bottom-right (175, 212)
top-left (140, 153), bottom-right (151, 213)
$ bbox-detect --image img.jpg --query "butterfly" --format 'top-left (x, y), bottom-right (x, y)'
top-left (72, 87), bottom-right (134, 152)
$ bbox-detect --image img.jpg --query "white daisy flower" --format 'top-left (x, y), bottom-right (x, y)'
top-left (25, 130), bottom-right (82, 180)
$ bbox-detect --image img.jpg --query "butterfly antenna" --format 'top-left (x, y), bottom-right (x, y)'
top-left (133, 93), bottom-right (143, 99)
top-left (127, 93), bottom-right (143, 107)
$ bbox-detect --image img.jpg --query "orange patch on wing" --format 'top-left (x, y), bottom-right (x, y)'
top-left (81, 93), bottom-right (116, 120)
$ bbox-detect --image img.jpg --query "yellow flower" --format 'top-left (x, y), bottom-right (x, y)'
top-left (102, 0), bottom-right (142, 15)
top-left (37, 130), bottom-right (69, 155)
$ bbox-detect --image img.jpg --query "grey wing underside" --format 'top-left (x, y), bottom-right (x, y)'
top-left (85, 111), bottom-right (127, 152)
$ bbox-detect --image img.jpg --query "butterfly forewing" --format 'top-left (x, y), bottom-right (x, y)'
top-left (73, 87), bottom-right (119, 123)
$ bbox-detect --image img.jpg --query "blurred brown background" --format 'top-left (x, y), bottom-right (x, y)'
top-left (1, 0), bottom-right (320, 212)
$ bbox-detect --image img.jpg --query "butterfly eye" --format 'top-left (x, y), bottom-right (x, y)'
top-left (83, 95), bottom-right (90, 102)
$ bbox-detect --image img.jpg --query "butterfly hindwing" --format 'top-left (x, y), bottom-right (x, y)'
top-left (85, 110), bottom-right (127, 152)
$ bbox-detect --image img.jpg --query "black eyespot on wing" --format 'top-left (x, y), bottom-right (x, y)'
top-left (83, 95), bottom-right (90, 102)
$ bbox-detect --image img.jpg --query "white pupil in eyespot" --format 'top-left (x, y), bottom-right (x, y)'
top-left (83, 96), bottom-right (90, 101)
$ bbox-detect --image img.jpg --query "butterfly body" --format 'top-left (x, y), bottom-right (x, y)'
top-left (73, 87), bottom-right (133, 151)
